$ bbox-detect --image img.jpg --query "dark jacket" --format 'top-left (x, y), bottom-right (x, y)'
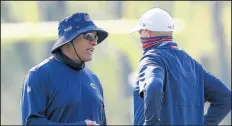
top-left (21, 55), bottom-right (106, 125)
top-left (134, 41), bottom-right (231, 125)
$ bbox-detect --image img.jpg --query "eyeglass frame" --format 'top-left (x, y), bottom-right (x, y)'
top-left (82, 31), bottom-right (98, 42)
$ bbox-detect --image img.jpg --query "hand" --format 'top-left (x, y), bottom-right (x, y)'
top-left (85, 119), bottom-right (99, 125)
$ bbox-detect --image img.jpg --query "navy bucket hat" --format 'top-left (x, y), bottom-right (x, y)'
top-left (51, 12), bottom-right (108, 53)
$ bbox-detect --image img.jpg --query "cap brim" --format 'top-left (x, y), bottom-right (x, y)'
top-left (51, 25), bottom-right (108, 53)
top-left (128, 26), bottom-right (142, 34)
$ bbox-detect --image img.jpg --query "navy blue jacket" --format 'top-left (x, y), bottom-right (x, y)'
top-left (134, 81), bottom-right (145, 125)
top-left (21, 56), bottom-right (106, 125)
top-left (134, 41), bottom-right (231, 125)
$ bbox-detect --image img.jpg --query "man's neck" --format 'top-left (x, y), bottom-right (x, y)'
top-left (61, 49), bottom-right (82, 64)
top-left (72, 58), bottom-right (82, 64)
top-left (140, 36), bottom-right (173, 50)
top-left (53, 49), bottom-right (85, 71)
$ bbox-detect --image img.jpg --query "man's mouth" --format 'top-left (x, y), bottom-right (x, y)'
top-left (87, 48), bottom-right (94, 53)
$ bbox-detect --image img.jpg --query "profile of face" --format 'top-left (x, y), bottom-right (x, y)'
top-left (70, 31), bottom-right (98, 62)
top-left (139, 29), bottom-right (151, 38)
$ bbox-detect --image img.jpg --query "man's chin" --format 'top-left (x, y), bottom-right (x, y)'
top-left (83, 57), bottom-right (92, 62)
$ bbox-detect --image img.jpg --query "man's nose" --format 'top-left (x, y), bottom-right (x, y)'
top-left (89, 41), bottom-right (97, 46)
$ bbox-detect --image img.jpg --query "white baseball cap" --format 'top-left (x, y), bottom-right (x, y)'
top-left (129, 7), bottom-right (174, 33)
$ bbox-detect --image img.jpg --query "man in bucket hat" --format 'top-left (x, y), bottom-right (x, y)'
top-left (131, 8), bottom-right (231, 125)
top-left (21, 12), bottom-right (108, 125)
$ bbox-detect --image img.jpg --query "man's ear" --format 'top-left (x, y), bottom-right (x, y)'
top-left (61, 42), bottom-right (71, 50)
top-left (67, 42), bottom-right (73, 47)
top-left (146, 30), bottom-right (152, 37)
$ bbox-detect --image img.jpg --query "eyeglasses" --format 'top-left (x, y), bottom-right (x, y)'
top-left (83, 32), bottom-right (98, 42)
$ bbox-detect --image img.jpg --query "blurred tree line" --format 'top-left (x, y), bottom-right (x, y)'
top-left (1, 1), bottom-right (229, 22)
top-left (2, 1), bottom-right (230, 85)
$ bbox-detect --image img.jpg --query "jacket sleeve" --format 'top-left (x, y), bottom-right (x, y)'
top-left (98, 80), bottom-right (107, 125)
top-left (203, 70), bottom-right (231, 125)
top-left (102, 104), bottom-right (107, 125)
top-left (138, 56), bottom-right (165, 126)
top-left (133, 80), bottom-right (145, 125)
top-left (21, 71), bottom-right (87, 126)
top-left (101, 90), bottom-right (107, 125)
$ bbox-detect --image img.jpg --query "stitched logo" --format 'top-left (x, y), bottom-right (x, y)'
top-left (84, 15), bottom-right (91, 21)
top-left (27, 86), bottom-right (31, 92)
top-left (90, 83), bottom-right (96, 89)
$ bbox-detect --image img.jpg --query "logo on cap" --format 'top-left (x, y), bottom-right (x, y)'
top-left (168, 25), bottom-right (174, 29)
top-left (84, 15), bottom-right (91, 21)
top-left (64, 26), bottom-right (72, 32)
top-left (142, 23), bottom-right (146, 27)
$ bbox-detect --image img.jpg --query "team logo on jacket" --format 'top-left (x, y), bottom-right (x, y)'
top-left (27, 86), bottom-right (31, 92)
top-left (90, 83), bottom-right (96, 89)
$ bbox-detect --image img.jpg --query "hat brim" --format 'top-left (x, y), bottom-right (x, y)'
top-left (51, 25), bottom-right (108, 53)
top-left (128, 26), bottom-right (142, 34)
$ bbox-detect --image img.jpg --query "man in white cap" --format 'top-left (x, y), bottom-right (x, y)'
top-left (131, 8), bottom-right (231, 125)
